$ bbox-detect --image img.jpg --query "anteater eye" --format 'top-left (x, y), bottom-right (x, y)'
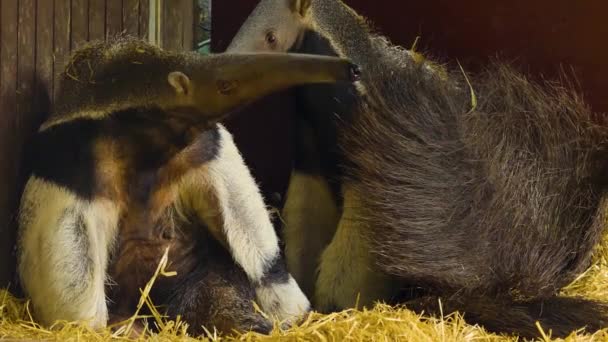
top-left (265, 32), bottom-right (277, 45)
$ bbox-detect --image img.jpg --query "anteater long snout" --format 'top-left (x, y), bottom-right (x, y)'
top-left (200, 52), bottom-right (361, 116)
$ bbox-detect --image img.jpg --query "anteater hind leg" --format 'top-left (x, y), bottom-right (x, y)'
top-left (314, 186), bottom-right (398, 312)
top-left (178, 124), bottom-right (310, 324)
top-left (18, 177), bottom-right (119, 329)
top-left (282, 171), bottom-right (340, 298)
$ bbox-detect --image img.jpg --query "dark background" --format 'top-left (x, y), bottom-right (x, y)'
top-left (1, 0), bottom-right (606, 288)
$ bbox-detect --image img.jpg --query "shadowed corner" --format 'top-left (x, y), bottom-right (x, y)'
top-left (0, 85), bottom-right (18, 295)
top-left (4, 75), bottom-right (52, 298)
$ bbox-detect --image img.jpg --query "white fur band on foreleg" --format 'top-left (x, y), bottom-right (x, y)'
top-left (282, 171), bottom-right (340, 297)
top-left (199, 124), bottom-right (311, 320)
top-left (17, 177), bottom-right (119, 329)
top-left (204, 125), bottom-right (280, 283)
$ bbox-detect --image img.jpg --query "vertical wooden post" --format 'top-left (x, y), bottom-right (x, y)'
top-left (148, 0), bottom-right (160, 44)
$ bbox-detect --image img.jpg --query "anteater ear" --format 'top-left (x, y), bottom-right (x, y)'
top-left (168, 71), bottom-right (192, 95)
top-left (290, 0), bottom-right (312, 17)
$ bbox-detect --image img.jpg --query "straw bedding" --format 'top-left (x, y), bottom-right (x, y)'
top-left (1, 224), bottom-right (607, 342)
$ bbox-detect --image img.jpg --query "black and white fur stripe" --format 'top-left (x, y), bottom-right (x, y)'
top-left (18, 122), bottom-right (309, 328)
top-left (18, 180), bottom-right (119, 328)
top-left (177, 125), bottom-right (310, 320)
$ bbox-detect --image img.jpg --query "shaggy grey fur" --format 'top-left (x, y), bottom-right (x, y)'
top-left (229, 0), bottom-right (608, 337)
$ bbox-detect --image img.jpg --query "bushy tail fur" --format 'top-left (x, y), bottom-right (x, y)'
top-left (404, 295), bottom-right (608, 338)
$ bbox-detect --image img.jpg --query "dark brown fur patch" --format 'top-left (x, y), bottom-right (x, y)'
top-left (108, 220), bottom-right (272, 336)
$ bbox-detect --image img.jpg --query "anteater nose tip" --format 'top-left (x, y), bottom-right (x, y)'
top-left (349, 63), bottom-right (362, 82)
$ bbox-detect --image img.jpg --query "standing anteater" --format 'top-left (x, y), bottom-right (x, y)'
top-left (227, 0), bottom-right (608, 338)
top-left (17, 37), bottom-right (360, 334)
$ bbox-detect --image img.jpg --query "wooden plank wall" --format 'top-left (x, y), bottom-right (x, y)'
top-left (161, 0), bottom-right (194, 51)
top-left (0, 0), bottom-right (198, 289)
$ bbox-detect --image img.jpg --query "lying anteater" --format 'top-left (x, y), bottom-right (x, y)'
top-left (17, 36), bottom-right (360, 334)
top-left (227, 0), bottom-right (608, 338)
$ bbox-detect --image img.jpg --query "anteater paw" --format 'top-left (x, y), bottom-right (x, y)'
top-left (255, 276), bottom-right (311, 327)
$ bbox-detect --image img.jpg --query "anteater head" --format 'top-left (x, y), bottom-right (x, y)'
top-left (166, 52), bottom-right (361, 122)
top-left (43, 37), bottom-right (360, 129)
top-left (227, 0), bottom-right (366, 58)
top-left (227, 0), bottom-right (367, 123)
top-left (228, 0), bottom-right (313, 53)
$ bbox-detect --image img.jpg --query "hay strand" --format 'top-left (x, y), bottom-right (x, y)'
top-left (2, 228), bottom-right (608, 341)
